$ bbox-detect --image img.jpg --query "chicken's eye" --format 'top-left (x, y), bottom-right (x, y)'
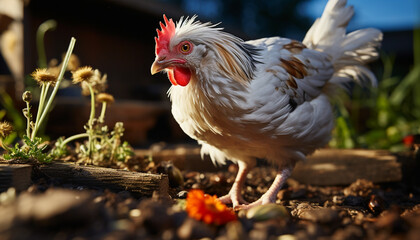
top-left (179, 42), bottom-right (192, 54)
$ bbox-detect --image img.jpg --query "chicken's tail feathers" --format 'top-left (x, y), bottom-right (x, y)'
top-left (303, 0), bottom-right (383, 88)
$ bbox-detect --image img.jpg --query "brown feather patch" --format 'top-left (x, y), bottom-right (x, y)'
top-left (283, 40), bottom-right (307, 54)
top-left (286, 75), bottom-right (298, 89)
top-left (215, 43), bottom-right (251, 85)
top-left (280, 57), bottom-right (308, 79)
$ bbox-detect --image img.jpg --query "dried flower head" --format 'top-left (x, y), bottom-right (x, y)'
top-left (22, 91), bottom-right (32, 103)
top-left (72, 66), bottom-right (94, 84)
top-left (31, 68), bottom-right (57, 85)
top-left (186, 189), bottom-right (237, 225)
top-left (0, 121), bottom-right (13, 138)
top-left (81, 69), bottom-right (108, 96)
top-left (96, 93), bottom-right (114, 104)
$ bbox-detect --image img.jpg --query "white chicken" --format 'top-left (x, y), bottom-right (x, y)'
top-left (151, 0), bottom-right (382, 209)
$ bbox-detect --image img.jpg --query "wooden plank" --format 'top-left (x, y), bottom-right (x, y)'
top-left (292, 149), bottom-right (402, 185)
top-left (38, 162), bottom-right (169, 197)
top-left (0, 164), bottom-right (32, 192)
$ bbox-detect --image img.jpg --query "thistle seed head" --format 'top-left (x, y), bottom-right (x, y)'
top-left (72, 66), bottom-right (94, 84)
top-left (31, 68), bottom-right (57, 86)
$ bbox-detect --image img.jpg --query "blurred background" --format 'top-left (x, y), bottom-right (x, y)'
top-left (0, 0), bottom-right (419, 149)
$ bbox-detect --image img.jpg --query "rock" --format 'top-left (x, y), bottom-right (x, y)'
top-left (332, 225), bottom-right (364, 240)
top-left (136, 199), bottom-right (173, 234)
top-left (157, 161), bottom-right (184, 187)
top-left (177, 218), bottom-right (216, 239)
top-left (298, 208), bottom-right (340, 224)
top-left (225, 221), bottom-right (247, 240)
top-left (16, 188), bottom-right (97, 227)
top-left (246, 203), bottom-right (289, 222)
top-left (375, 208), bottom-right (406, 231)
top-left (332, 195), bottom-right (345, 205)
top-left (368, 194), bottom-right (386, 215)
top-left (177, 190), bottom-right (189, 199)
top-left (343, 179), bottom-right (375, 197)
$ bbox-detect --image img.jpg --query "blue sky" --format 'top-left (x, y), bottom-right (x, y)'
top-left (302, 0), bottom-right (420, 31)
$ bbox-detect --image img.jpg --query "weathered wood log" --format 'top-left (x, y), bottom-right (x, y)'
top-left (0, 164), bottom-right (32, 192)
top-left (293, 149), bottom-right (402, 185)
top-left (38, 162), bottom-right (169, 197)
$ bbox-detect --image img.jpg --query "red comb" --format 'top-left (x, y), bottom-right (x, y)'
top-left (155, 14), bottom-right (176, 55)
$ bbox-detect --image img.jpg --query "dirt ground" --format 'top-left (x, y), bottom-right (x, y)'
top-left (0, 152), bottom-right (420, 240)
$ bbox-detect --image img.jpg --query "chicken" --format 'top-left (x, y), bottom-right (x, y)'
top-left (151, 0), bottom-right (382, 209)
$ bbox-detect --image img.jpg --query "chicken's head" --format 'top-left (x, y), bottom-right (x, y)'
top-left (151, 15), bottom-right (197, 86)
top-left (151, 15), bottom-right (260, 87)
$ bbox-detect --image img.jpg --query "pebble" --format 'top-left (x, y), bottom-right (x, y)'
top-left (343, 179), bottom-right (374, 197)
top-left (332, 225), bottom-right (364, 240)
top-left (298, 207), bottom-right (340, 224)
top-left (177, 218), bottom-right (216, 239)
top-left (332, 195), bottom-right (345, 205)
top-left (177, 190), bottom-right (189, 199)
top-left (16, 188), bottom-right (96, 226)
top-left (368, 194), bottom-right (386, 215)
top-left (137, 199), bottom-right (173, 234)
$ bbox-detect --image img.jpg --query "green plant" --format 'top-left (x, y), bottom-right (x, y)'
top-left (3, 135), bottom-right (52, 163)
top-left (0, 90), bottom-right (25, 144)
top-left (0, 38), bottom-right (76, 163)
top-left (331, 28), bottom-right (420, 151)
top-left (51, 67), bottom-right (134, 165)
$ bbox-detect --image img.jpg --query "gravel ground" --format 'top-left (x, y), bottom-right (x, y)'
top-left (0, 158), bottom-right (419, 240)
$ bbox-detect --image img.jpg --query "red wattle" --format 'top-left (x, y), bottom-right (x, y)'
top-left (168, 70), bottom-right (178, 86)
top-left (168, 67), bottom-right (191, 86)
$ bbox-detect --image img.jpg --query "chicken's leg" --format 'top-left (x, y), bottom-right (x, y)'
top-left (235, 167), bottom-right (292, 210)
top-left (218, 161), bottom-right (250, 207)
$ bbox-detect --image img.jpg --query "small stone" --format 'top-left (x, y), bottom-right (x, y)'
top-left (298, 208), bottom-right (340, 224)
top-left (157, 161), bottom-right (184, 187)
top-left (374, 208), bottom-right (404, 230)
top-left (278, 234), bottom-right (297, 240)
top-left (177, 218), bottom-right (216, 239)
top-left (332, 195), bottom-right (345, 205)
top-left (225, 221), bottom-right (247, 240)
top-left (137, 199), bottom-right (173, 234)
top-left (332, 225), bottom-right (364, 240)
top-left (368, 194), bottom-right (386, 215)
top-left (228, 164), bottom-right (238, 173)
top-left (246, 203), bottom-right (289, 222)
top-left (177, 190), bottom-right (188, 199)
top-left (129, 209), bottom-right (141, 218)
top-left (16, 188), bottom-right (96, 227)
top-left (343, 179), bottom-right (374, 197)
top-left (210, 174), bottom-right (226, 185)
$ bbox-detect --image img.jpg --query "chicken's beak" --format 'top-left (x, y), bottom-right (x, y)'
top-left (151, 57), bottom-right (186, 75)
top-left (151, 60), bottom-right (164, 75)
top-left (151, 57), bottom-right (171, 75)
